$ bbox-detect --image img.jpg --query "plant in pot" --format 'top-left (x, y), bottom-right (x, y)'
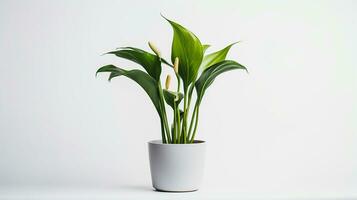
top-left (96, 15), bottom-right (247, 192)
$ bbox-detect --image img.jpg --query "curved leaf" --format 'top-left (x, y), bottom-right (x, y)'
top-left (96, 64), bottom-right (122, 76)
top-left (106, 47), bottom-right (161, 81)
top-left (201, 42), bottom-right (239, 71)
top-left (163, 89), bottom-right (183, 109)
top-left (163, 16), bottom-right (203, 89)
top-left (195, 60), bottom-right (247, 104)
top-left (96, 65), bottom-right (161, 114)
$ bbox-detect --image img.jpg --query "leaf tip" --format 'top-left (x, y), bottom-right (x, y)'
top-left (226, 41), bottom-right (241, 50)
top-left (95, 68), bottom-right (103, 78)
top-left (108, 76), bottom-right (112, 82)
top-left (102, 51), bottom-right (114, 56)
top-left (160, 13), bottom-right (176, 26)
top-left (160, 13), bottom-right (168, 21)
top-left (245, 68), bottom-right (249, 74)
top-left (233, 41), bottom-right (241, 45)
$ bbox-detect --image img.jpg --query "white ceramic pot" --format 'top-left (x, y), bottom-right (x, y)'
top-left (148, 140), bottom-right (206, 192)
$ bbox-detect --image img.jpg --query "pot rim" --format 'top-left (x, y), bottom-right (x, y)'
top-left (148, 140), bottom-right (205, 145)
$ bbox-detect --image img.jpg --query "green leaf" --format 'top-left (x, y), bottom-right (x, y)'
top-left (163, 16), bottom-right (203, 89)
top-left (160, 58), bottom-right (174, 67)
top-left (106, 47), bottom-right (162, 81)
top-left (163, 89), bottom-right (183, 109)
top-left (202, 44), bottom-right (210, 54)
top-left (201, 42), bottom-right (239, 71)
top-left (96, 64), bottom-right (122, 76)
top-left (96, 65), bottom-right (161, 114)
top-left (195, 60), bottom-right (247, 105)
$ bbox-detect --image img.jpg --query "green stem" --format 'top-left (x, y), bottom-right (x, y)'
top-left (187, 103), bottom-right (197, 140)
top-left (175, 74), bottom-right (181, 143)
top-left (182, 89), bottom-right (188, 143)
top-left (187, 84), bottom-right (194, 107)
top-left (190, 106), bottom-right (200, 143)
top-left (176, 74), bottom-right (181, 93)
top-left (160, 116), bottom-right (167, 143)
top-left (185, 84), bottom-right (195, 143)
top-left (173, 102), bottom-right (177, 144)
top-left (176, 105), bottom-right (181, 143)
top-left (180, 84), bottom-right (195, 143)
top-left (158, 83), bottom-right (171, 143)
top-left (162, 106), bottom-right (171, 143)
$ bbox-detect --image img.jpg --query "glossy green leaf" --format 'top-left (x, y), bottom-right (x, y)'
top-left (164, 16), bottom-right (203, 89)
top-left (195, 60), bottom-right (247, 104)
top-left (163, 89), bottom-right (183, 109)
top-left (106, 47), bottom-right (162, 81)
top-left (96, 65), bottom-right (161, 114)
top-left (201, 42), bottom-right (239, 70)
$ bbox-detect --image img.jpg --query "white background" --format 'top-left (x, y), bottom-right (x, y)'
top-left (0, 0), bottom-right (356, 198)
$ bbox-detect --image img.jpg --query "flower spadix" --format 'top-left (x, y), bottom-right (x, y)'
top-left (148, 41), bottom-right (161, 57)
top-left (165, 75), bottom-right (171, 90)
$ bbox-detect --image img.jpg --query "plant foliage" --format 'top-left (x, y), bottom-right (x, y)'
top-left (96, 15), bottom-right (248, 143)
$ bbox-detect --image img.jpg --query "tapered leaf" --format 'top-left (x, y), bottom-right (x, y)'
top-left (96, 65), bottom-right (161, 114)
top-left (163, 16), bottom-right (203, 89)
top-left (160, 58), bottom-right (174, 67)
top-left (106, 47), bottom-right (161, 81)
top-left (201, 42), bottom-right (239, 71)
top-left (202, 44), bottom-right (210, 54)
top-left (163, 89), bottom-right (183, 109)
top-left (96, 64), bottom-right (122, 76)
top-left (195, 60), bottom-right (247, 104)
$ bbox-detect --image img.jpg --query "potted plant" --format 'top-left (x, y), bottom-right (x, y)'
top-left (96, 15), bottom-right (247, 192)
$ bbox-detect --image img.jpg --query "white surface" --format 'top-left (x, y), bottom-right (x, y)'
top-left (0, 187), bottom-right (353, 200)
top-left (0, 0), bottom-right (356, 198)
